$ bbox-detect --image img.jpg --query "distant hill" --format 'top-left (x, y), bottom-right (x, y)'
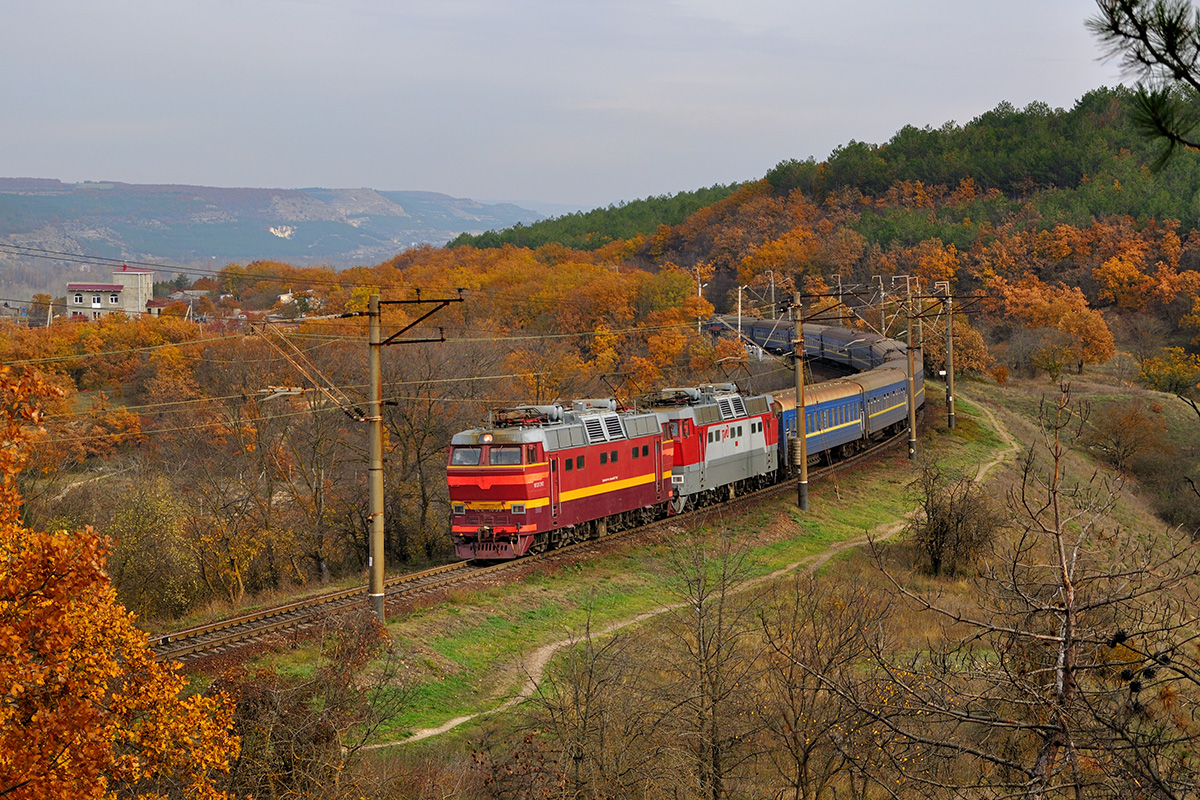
top-left (0, 179), bottom-right (543, 294)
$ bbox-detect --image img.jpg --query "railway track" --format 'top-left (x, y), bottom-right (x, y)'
top-left (152, 421), bottom-right (914, 665)
top-left (150, 560), bottom-right (481, 662)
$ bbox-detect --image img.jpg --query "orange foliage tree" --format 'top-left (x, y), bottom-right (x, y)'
top-left (991, 275), bottom-right (1116, 373)
top-left (0, 366), bottom-right (239, 800)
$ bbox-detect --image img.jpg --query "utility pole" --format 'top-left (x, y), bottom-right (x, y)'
top-left (793, 293), bottom-right (809, 511)
top-left (365, 290), bottom-right (463, 621)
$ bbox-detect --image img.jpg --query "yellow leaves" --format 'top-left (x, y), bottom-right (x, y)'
top-left (1093, 248), bottom-right (1156, 311)
top-left (913, 239), bottom-right (959, 287)
top-left (738, 226), bottom-right (819, 286)
top-left (0, 369), bottom-right (238, 800)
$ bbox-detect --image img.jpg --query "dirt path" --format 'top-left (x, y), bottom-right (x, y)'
top-left (368, 393), bottom-right (1017, 749)
top-left (963, 391), bottom-right (1020, 483)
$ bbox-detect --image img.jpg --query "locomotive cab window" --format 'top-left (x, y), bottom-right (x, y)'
top-left (526, 445), bottom-right (537, 463)
top-left (450, 447), bottom-right (482, 466)
top-left (489, 446), bottom-right (522, 466)
top-left (642, 444), bottom-right (649, 457)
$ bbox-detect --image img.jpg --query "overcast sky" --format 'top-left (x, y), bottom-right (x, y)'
top-left (4, 0), bottom-right (1123, 212)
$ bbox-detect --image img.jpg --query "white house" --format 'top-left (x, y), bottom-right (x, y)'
top-left (67, 265), bottom-right (154, 319)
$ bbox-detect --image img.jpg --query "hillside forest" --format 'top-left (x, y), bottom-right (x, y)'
top-left (6, 86), bottom-right (1200, 615)
top-left (5, 84), bottom-right (1200, 798)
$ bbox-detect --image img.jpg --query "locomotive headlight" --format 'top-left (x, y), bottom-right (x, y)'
top-left (481, 433), bottom-right (493, 443)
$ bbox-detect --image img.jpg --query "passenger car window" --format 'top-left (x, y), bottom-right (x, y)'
top-left (451, 447), bottom-right (482, 466)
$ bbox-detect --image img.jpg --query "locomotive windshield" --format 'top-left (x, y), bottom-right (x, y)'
top-left (450, 446), bottom-right (482, 466)
top-left (489, 446), bottom-right (522, 465)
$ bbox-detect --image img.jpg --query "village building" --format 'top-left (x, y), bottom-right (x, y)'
top-left (67, 265), bottom-right (154, 319)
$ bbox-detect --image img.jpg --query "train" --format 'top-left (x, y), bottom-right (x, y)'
top-left (446, 319), bottom-right (924, 560)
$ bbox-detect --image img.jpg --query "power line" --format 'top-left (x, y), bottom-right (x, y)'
top-left (39, 370), bottom-right (561, 423)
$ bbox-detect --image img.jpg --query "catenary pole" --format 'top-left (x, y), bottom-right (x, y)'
top-left (367, 295), bottom-right (386, 620)
top-left (794, 292), bottom-right (809, 511)
top-left (363, 290), bottom-right (463, 621)
top-left (906, 295), bottom-right (918, 460)
top-left (945, 290), bottom-right (956, 429)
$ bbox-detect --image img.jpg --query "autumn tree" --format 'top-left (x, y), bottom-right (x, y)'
top-left (918, 316), bottom-right (992, 377)
top-left (0, 366), bottom-right (239, 800)
top-left (1086, 397), bottom-right (1170, 472)
top-left (1138, 345), bottom-right (1200, 394)
top-left (991, 275), bottom-right (1116, 374)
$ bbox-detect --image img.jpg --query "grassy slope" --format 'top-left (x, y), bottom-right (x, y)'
top-left (243, 374), bottom-right (1194, 754)
top-left (357, 389), bottom-right (1003, 741)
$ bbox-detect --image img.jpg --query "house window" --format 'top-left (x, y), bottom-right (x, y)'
top-left (73, 293), bottom-right (83, 304)
top-left (92, 294), bottom-right (101, 305)
top-left (109, 294), bottom-right (119, 304)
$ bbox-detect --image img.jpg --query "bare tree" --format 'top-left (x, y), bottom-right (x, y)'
top-left (651, 530), bottom-right (763, 800)
top-left (821, 385), bottom-right (1200, 799)
top-left (757, 574), bottom-right (892, 800)
top-left (213, 610), bottom-right (410, 799)
top-left (905, 460), bottom-right (1005, 576)
top-left (524, 616), bottom-right (663, 798)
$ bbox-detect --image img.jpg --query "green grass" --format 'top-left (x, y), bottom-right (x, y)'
top-left (355, 371), bottom-right (1195, 767)
top-left (362, 395), bottom-right (1007, 740)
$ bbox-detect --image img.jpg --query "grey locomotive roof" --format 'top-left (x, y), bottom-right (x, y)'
top-left (450, 407), bottom-right (661, 451)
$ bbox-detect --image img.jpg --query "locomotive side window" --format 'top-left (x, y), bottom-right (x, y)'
top-left (526, 445), bottom-right (537, 462)
top-left (576, 456), bottom-right (584, 469)
top-left (451, 447), bottom-right (482, 466)
top-left (642, 444), bottom-right (649, 457)
top-left (601, 452), bottom-right (608, 465)
top-left (565, 459), bottom-right (573, 472)
top-left (489, 446), bottom-right (522, 465)
top-left (610, 450), bottom-right (617, 462)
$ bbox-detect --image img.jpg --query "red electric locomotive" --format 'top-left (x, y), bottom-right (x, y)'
top-left (448, 400), bottom-right (673, 560)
